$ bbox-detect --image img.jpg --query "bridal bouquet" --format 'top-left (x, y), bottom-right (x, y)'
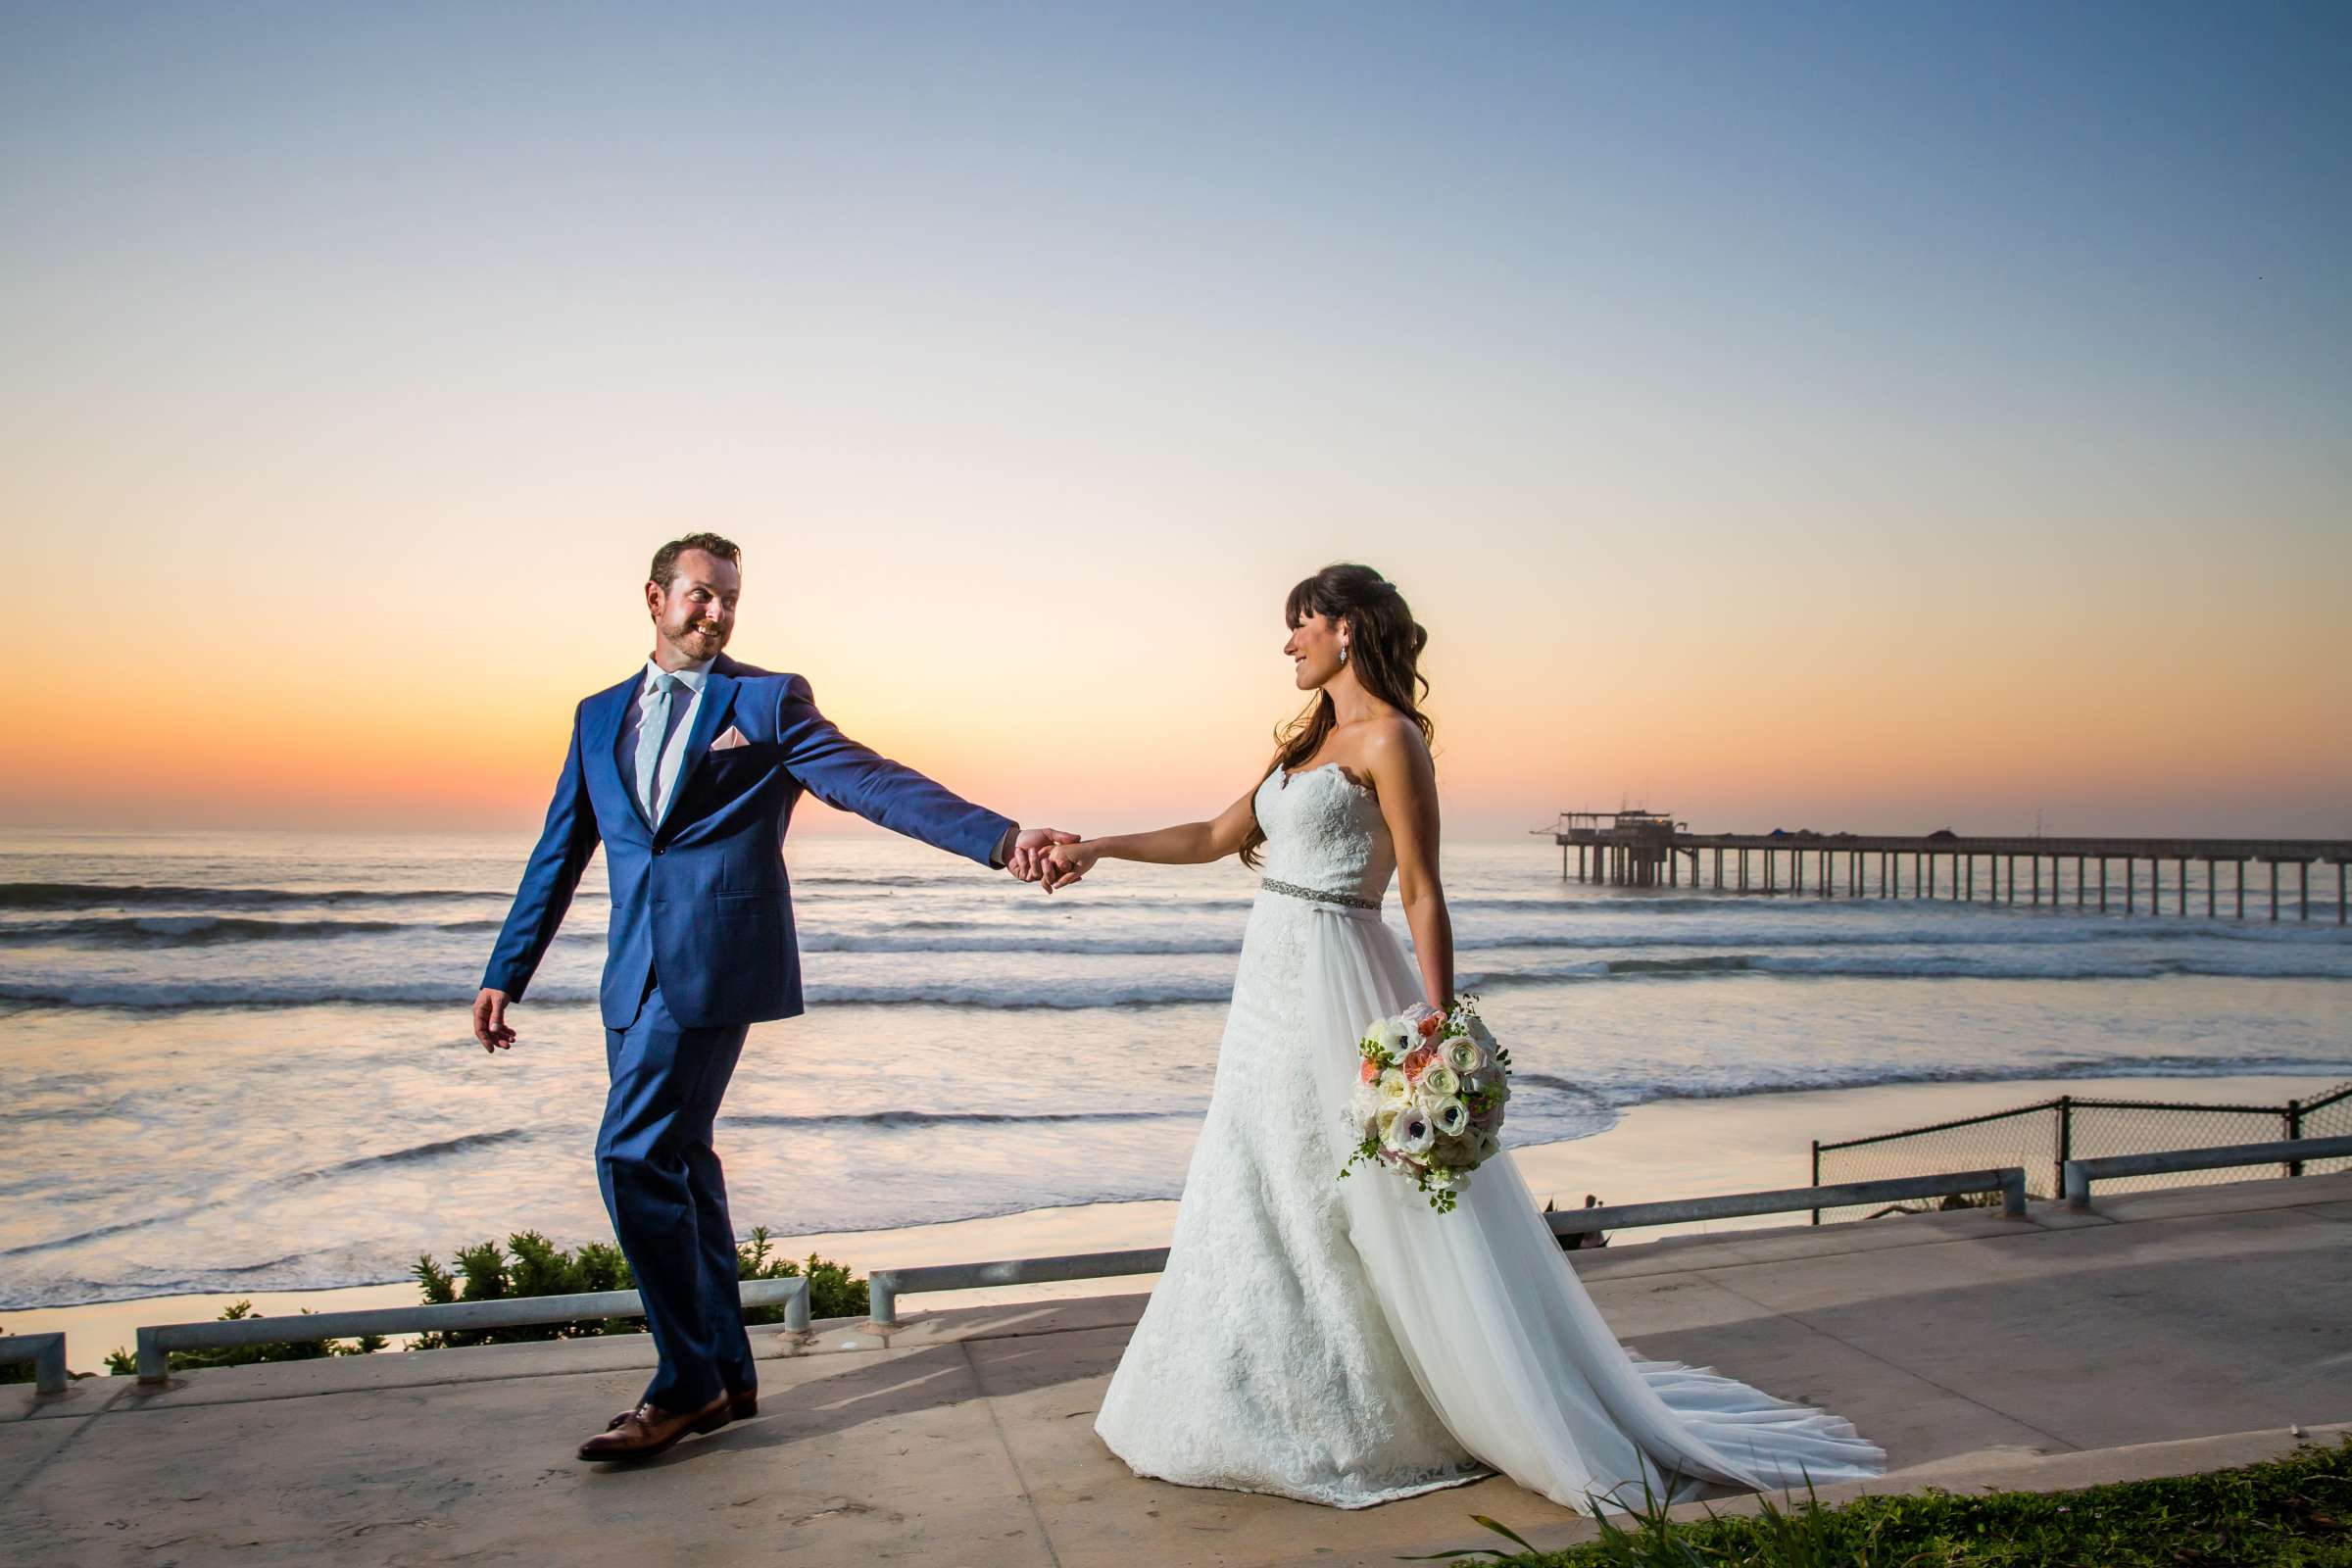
top-left (1339, 996), bottom-right (1510, 1214)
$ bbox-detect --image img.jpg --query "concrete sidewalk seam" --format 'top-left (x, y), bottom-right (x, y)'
top-left (1694, 1271), bottom-right (2082, 1456)
top-left (960, 1338), bottom-right (1067, 1568)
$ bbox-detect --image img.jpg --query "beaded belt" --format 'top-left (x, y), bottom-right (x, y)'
top-left (1260, 876), bottom-right (1381, 911)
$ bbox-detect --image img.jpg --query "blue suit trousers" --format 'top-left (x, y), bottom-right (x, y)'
top-left (597, 979), bottom-right (755, 1410)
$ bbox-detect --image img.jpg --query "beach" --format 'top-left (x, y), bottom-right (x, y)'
top-left (12, 1070), bottom-right (2342, 1375)
top-left (7, 826), bottom-right (2348, 1373)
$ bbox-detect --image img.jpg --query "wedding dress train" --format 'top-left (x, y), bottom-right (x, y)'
top-left (1094, 762), bottom-right (1886, 1511)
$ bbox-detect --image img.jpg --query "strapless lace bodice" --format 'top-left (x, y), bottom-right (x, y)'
top-left (1252, 764), bottom-right (1394, 906)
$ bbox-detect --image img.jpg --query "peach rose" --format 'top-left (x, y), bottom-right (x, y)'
top-left (1358, 1056), bottom-right (1380, 1085)
top-left (1399, 1043), bottom-right (1441, 1082)
top-left (1416, 1012), bottom-right (1446, 1040)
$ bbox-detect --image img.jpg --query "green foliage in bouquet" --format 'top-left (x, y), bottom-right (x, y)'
top-left (102, 1301), bottom-right (387, 1377)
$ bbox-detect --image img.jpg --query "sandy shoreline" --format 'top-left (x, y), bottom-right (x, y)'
top-left (13, 1072), bottom-right (2341, 1375)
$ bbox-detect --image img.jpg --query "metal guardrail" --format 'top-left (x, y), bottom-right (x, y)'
top-left (2064, 1135), bottom-right (2352, 1210)
top-left (1554, 1168), bottom-right (2029, 1235)
top-left (864, 1170), bottom-right (2030, 1325)
top-left (135, 1277), bottom-right (809, 1383)
top-left (869, 1248), bottom-right (1170, 1328)
top-left (0, 1333), bottom-right (69, 1396)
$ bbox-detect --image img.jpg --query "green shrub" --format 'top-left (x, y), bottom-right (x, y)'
top-left (102, 1301), bottom-right (386, 1377)
top-left (85, 1229), bottom-right (869, 1372)
top-left (737, 1228), bottom-right (868, 1321)
top-left (0, 1324), bottom-right (31, 1384)
top-left (411, 1226), bottom-right (865, 1347)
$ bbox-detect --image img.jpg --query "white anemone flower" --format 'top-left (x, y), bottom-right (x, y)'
top-left (1395, 1110), bottom-right (1437, 1157)
top-left (1430, 1096), bottom-right (1469, 1139)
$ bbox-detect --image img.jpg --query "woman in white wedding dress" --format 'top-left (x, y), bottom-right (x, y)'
top-left (1046, 564), bottom-right (1886, 1513)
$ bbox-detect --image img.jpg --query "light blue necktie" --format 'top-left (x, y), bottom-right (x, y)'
top-left (634, 673), bottom-right (683, 825)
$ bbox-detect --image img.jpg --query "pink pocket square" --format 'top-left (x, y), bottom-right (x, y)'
top-left (710, 725), bottom-right (751, 752)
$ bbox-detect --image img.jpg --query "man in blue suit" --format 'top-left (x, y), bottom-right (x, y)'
top-left (471, 532), bottom-right (1077, 1462)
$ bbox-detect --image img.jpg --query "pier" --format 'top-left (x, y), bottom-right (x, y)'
top-left (1535, 812), bottom-right (2352, 923)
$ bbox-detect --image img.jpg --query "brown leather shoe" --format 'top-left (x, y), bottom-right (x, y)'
top-left (577, 1392), bottom-right (731, 1462)
top-left (606, 1387), bottom-right (753, 1432)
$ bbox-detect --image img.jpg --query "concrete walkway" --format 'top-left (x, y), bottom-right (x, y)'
top-left (7, 1172), bottom-right (2349, 1567)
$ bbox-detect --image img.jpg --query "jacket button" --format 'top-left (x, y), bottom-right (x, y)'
top-left (653, 846), bottom-right (665, 856)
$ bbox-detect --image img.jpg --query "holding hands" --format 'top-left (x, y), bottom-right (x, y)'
top-left (1004, 827), bottom-right (1095, 894)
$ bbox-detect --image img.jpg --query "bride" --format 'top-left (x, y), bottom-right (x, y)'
top-left (1043, 564), bottom-right (1886, 1512)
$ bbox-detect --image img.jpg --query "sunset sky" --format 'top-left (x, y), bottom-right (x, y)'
top-left (3, 3), bottom-right (2346, 843)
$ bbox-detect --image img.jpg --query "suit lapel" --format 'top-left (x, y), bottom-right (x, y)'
top-left (655, 667), bottom-right (738, 838)
top-left (583, 673), bottom-right (647, 840)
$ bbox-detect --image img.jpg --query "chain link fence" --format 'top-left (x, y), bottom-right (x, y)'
top-left (1810, 1081), bottom-right (2352, 1224)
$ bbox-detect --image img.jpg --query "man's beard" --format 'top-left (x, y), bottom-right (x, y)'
top-left (673, 619), bottom-right (727, 656)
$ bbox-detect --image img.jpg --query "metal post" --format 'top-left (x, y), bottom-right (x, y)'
top-left (1810, 1140), bottom-right (1821, 1225)
top-left (2055, 1094), bottom-right (2072, 1200)
top-left (2287, 1100), bottom-right (2304, 1179)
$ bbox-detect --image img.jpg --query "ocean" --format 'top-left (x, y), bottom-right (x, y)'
top-left (4, 828), bottom-right (2348, 1312)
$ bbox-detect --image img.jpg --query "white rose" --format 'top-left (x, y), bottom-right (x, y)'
top-left (1443, 1038), bottom-right (1484, 1076)
top-left (1378, 1068), bottom-right (1412, 1105)
top-left (1418, 1063), bottom-right (1460, 1099)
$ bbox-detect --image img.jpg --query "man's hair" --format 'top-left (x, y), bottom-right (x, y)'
top-left (649, 532), bottom-right (742, 589)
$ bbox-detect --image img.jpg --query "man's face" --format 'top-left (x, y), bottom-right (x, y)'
top-left (649, 549), bottom-right (741, 662)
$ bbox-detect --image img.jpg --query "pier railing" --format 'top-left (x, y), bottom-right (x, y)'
top-left (1812, 1081), bottom-right (2352, 1221)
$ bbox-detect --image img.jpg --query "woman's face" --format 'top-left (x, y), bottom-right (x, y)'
top-left (1285, 609), bottom-right (1347, 691)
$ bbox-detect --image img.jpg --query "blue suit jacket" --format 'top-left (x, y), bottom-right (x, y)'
top-left (482, 653), bottom-right (1014, 1030)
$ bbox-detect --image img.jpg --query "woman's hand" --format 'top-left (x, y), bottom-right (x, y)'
top-left (1042, 840), bottom-right (1102, 893)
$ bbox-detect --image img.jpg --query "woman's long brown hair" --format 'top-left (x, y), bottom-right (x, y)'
top-left (1240, 564), bottom-right (1434, 869)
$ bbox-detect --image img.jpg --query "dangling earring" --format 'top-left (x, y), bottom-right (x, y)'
top-left (1339, 641), bottom-right (1350, 666)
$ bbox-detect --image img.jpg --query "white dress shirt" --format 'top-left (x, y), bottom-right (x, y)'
top-left (617, 656), bottom-right (713, 828)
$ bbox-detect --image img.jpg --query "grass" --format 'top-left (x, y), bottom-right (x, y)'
top-left (1409, 1435), bottom-right (2352, 1567)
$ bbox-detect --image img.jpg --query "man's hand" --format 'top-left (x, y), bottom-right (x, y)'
top-left (1006, 827), bottom-right (1082, 889)
top-left (472, 988), bottom-right (517, 1053)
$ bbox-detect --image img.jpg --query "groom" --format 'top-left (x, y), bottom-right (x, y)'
top-left (470, 532), bottom-right (1078, 1462)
